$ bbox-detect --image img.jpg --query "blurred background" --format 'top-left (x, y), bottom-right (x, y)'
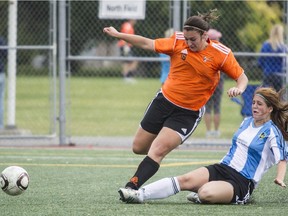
top-left (0, 0), bottom-right (287, 146)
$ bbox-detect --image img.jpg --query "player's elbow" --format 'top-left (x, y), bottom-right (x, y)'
top-left (140, 39), bottom-right (154, 51)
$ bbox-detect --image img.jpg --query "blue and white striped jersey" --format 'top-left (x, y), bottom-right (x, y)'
top-left (221, 116), bottom-right (287, 187)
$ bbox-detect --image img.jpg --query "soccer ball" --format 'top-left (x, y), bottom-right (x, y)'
top-left (0, 166), bottom-right (29, 196)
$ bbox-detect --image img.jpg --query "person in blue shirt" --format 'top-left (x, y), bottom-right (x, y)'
top-left (258, 24), bottom-right (287, 92)
top-left (159, 53), bottom-right (170, 85)
top-left (0, 36), bottom-right (7, 129)
top-left (119, 87), bottom-right (288, 204)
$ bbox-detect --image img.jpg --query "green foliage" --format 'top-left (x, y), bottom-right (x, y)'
top-left (0, 1), bottom-right (8, 36)
top-left (17, 1), bottom-right (50, 45)
top-left (237, 1), bottom-right (283, 51)
top-left (188, 1), bottom-right (251, 51)
top-left (188, 1), bottom-right (284, 52)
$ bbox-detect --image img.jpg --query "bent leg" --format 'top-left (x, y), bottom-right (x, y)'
top-left (147, 127), bottom-right (182, 164)
top-left (177, 167), bottom-right (210, 192)
top-left (198, 181), bottom-right (234, 204)
top-left (132, 127), bottom-right (157, 154)
top-left (141, 177), bottom-right (180, 201)
top-left (138, 167), bottom-right (210, 202)
top-left (126, 127), bottom-right (181, 189)
top-left (125, 128), bottom-right (158, 189)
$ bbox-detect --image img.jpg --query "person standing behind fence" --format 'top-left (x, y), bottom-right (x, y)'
top-left (258, 24), bottom-right (287, 92)
top-left (204, 29), bottom-right (224, 138)
top-left (103, 9), bottom-right (248, 194)
top-left (159, 28), bottom-right (174, 85)
top-left (0, 36), bottom-right (7, 130)
top-left (118, 19), bottom-right (138, 83)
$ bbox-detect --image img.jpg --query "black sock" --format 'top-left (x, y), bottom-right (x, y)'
top-left (125, 156), bottom-right (160, 189)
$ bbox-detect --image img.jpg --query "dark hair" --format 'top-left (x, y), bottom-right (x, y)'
top-left (183, 9), bottom-right (219, 35)
top-left (254, 87), bottom-right (288, 140)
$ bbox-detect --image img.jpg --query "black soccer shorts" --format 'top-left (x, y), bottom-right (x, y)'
top-left (206, 163), bottom-right (254, 204)
top-left (140, 91), bottom-right (205, 143)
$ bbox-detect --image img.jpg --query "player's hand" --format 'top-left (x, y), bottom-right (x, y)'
top-left (103, 26), bottom-right (119, 37)
top-left (227, 87), bottom-right (243, 98)
top-left (274, 178), bottom-right (286, 188)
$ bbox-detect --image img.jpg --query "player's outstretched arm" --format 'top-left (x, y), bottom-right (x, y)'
top-left (103, 26), bottom-right (154, 51)
top-left (274, 160), bottom-right (287, 188)
top-left (227, 73), bottom-right (248, 98)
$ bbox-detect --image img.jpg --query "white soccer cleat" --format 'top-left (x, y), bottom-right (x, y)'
top-left (118, 188), bottom-right (143, 204)
top-left (186, 192), bottom-right (201, 204)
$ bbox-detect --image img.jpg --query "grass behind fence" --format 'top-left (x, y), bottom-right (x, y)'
top-left (14, 77), bottom-right (247, 138)
top-left (0, 147), bottom-right (287, 216)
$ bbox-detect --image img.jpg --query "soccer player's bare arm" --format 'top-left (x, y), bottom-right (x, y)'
top-left (274, 160), bottom-right (287, 188)
top-left (103, 26), bottom-right (154, 51)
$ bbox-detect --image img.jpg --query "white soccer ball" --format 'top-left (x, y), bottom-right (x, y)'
top-left (0, 166), bottom-right (29, 196)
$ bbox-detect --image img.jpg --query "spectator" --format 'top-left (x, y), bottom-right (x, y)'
top-left (118, 19), bottom-right (138, 83)
top-left (204, 29), bottom-right (224, 138)
top-left (258, 24), bottom-right (287, 92)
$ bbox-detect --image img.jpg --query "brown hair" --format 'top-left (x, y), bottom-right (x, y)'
top-left (254, 87), bottom-right (288, 140)
top-left (183, 9), bottom-right (219, 35)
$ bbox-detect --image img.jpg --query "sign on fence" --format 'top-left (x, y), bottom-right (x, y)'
top-left (98, 0), bottom-right (146, 20)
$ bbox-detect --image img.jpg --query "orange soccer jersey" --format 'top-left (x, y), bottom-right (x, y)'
top-left (154, 32), bottom-right (244, 111)
top-left (118, 22), bottom-right (135, 47)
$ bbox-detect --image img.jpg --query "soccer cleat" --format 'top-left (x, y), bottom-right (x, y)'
top-left (125, 179), bottom-right (139, 190)
top-left (118, 188), bottom-right (142, 204)
top-left (186, 192), bottom-right (201, 204)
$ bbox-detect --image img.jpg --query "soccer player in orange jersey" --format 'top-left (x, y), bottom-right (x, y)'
top-left (103, 9), bottom-right (249, 196)
top-left (119, 88), bottom-right (288, 204)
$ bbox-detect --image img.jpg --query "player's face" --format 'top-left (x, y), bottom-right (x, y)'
top-left (183, 30), bottom-right (207, 52)
top-left (252, 95), bottom-right (272, 122)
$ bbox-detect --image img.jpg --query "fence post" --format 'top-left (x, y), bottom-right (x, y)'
top-left (58, 0), bottom-right (67, 145)
top-left (172, 0), bottom-right (181, 31)
top-left (6, 0), bottom-right (17, 129)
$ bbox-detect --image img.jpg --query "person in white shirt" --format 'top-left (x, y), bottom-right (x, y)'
top-left (119, 87), bottom-right (288, 204)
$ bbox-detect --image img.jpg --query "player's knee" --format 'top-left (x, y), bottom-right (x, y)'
top-left (177, 175), bottom-right (192, 190)
top-left (132, 146), bottom-right (146, 154)
top-left (132, 141), bottom-right (149, 155)
top-left (198, 187), bottom-right (214, 203)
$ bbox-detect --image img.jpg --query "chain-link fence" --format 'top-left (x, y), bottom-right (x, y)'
top-left (0, 0), bottom-right (57, 145)
top-left (1, 0), bottom-right (287, 146)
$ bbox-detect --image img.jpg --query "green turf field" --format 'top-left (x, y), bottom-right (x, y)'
top-left (0, 147), bottom-right (287, 216)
